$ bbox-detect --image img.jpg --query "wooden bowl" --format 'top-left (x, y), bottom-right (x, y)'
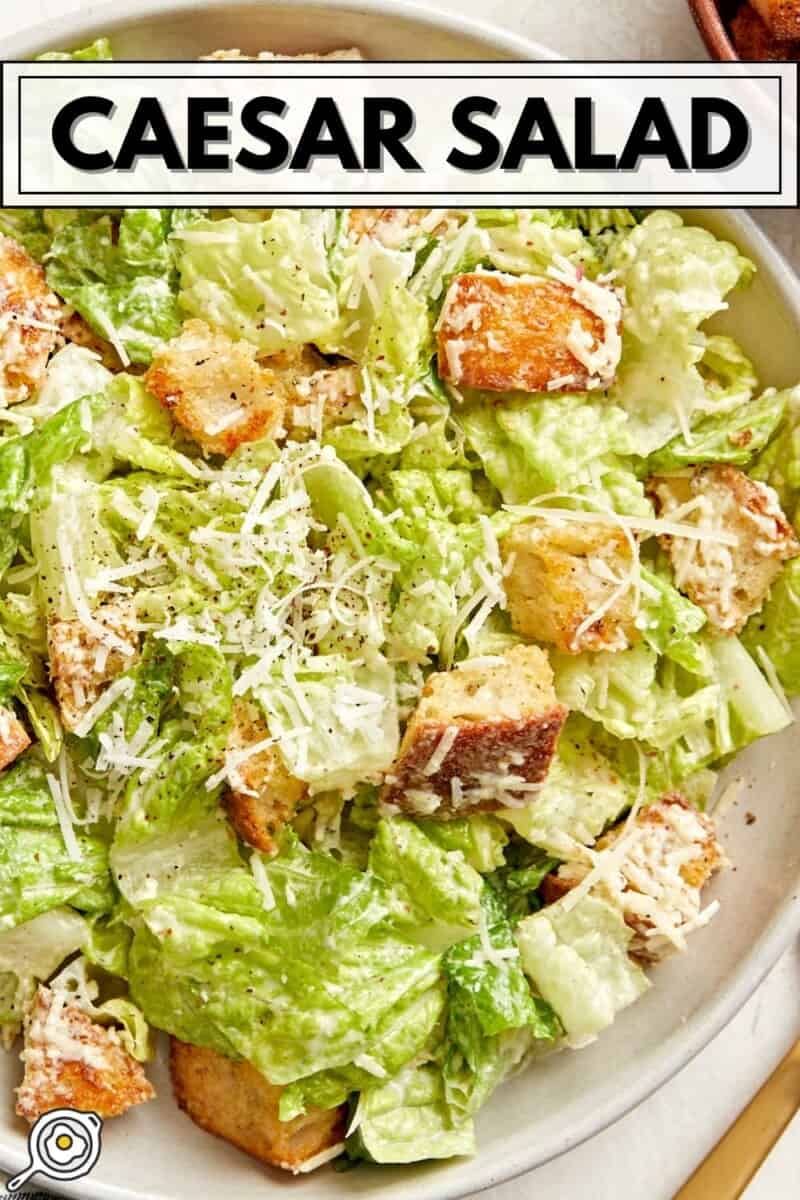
top-left (688, 0), bottom-right (741, 59)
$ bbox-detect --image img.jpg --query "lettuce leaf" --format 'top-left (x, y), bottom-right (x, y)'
top-left (347, 1063), bottom-right (476, 1164)
top-left (46, 210), bottom-right (182, 364)
top-left (369, 817), bottom-right (484, 947)
top-left (517, 893), bottom-right (649, 1041)
top-left (177, 213), bottom-right (339, 354)
top-left (648, 388), bottom-right (786, 473)
top-left (742, 559), bottom-right (800, 695)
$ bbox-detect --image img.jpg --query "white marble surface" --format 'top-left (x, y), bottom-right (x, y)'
top-left (0, 2), bottom-right (798, 1198)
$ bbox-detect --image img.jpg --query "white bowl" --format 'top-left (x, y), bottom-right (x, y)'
top-left (2, 6), bottom-right (800, 1198)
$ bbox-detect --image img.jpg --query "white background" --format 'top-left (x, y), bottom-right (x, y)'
top-left (0, 3), bottom-right (798, 1199)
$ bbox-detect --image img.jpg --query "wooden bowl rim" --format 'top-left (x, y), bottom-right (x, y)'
top-left (688, 0), bottom-right (740, 60)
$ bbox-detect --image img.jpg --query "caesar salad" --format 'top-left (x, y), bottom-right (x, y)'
top-left (1, 41), bottom-right (799, 1179)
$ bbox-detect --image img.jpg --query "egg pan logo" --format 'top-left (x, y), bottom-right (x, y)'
top-left (6, 1109), bottom-right (103, 1193)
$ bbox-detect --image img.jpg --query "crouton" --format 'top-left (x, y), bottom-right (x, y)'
top-left (48, 602), bottom-right (139, 732)
top-left (541, 796), bottom-right (725, 962)
top-left (169, 1039), bottom-right (346, 1174)
top-left (382, 645), bottom-right (567, 817)
top-left (144, 320), bottom-right (287, 456)
top-left (647, 465), bottom-right (800, 634)
top-left (0, 706), bottom-right (31, 771)
top-left (62, 310), bottom-right (126, 372)
top-left (223, 700), bottom-right (307, 855)
top-left (751, 0), bottom-right (800, 40)
top-left (348, 209), bottom-right (433, 248)
top-left (0, 234), bottom-right (63, 407)
top-left (502, 519), bottom-right (639, 654)
top-left (731, 3), bottom-right (800, 58)
top-left (274, 349), bottom-right (363, 440)
top-left (15, 985), bottom-right (154, 1122)
top-left (437, 268), bottom-right (622, 394)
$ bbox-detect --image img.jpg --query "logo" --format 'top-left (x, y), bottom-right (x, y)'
top-left (6, 1109), bottom-right (103, 1193)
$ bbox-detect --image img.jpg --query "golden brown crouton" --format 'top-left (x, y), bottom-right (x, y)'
top-left (145, 320), bottom-right (287, 456)
top-left (16, 985), bottom-right (154, 1122)
top-left (731, 3), bottom-right (800, 58)
top-left (0, 706), bottom-right (31, 771)
top-left (751, 0), bottom-right (800, 39)
top-left (268, 344), bottom-right (363, 440)
top-left (62, 310), bottom-right (126, 372)
top-left (169, 1039), bottom-right (347, 1174)
top-left (223, 700), bottom-right (307, 855)
top-left (348, 209), bottom-right (434, 247)
top-left (647, 465), bottom-right (800, 634)
top-left (502, 519), bottom-right (639, 654)
top-left (48, 602), bottom-right (139, 733)
top-left (0, 234), bottom-right (63, 406)
top-left (541, 795), bottom-right (725, 962)
top-left (382, 645), bottom-right (567, 817)
top-left (437, 269), bottom-right (622, 394)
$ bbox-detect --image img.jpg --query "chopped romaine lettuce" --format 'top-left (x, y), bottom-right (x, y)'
top-left (347, 1062), bottom-right (476, 1164)
top-left (177, 213), bottom-right (339, 354)
top-left (517, 894), bottom-right (649, 1041)
top-left (742, 559), bottom-right (800, 695)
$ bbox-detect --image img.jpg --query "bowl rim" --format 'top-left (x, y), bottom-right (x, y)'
top-left (0, 1), bottom-right (799, 1190)
top-left (687, 0), bottom-right (739, 61)
top-left (0, 0), bottom-right (559, 61)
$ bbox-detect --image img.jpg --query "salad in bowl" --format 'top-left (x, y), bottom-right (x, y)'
top-left (1, 74), bottom-right (799, 1174)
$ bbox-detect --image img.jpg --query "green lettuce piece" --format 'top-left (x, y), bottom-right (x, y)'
top-left (502, 723), bottom-right (634, 854)
top-left (113, 644), bottom-right (232, 850)
top-left (178, 213), bottom-right (339, 354)
top-left (368, 817), bottom-right (484, 947)
top-left (280, 982), bottom-right (445, 1120)
top-left (347, 1063), bottom-right (476, 1164)
top-left (37, 37), bottom-right (113, 60)
top-left (608, 211), bottom-right (754, 453)
top-left (488, 845), bottom-right (560, 924)
top-left (0, 209), bottom-right (53, 257)
top-left (552, 643), bottom-right (720, 750)
top-left (303, 457), bottom-right (414, 567)
top-left (648, 389), bottom-right (786, 473)
top-left (559, 635), bottom-right (792, 786)
top-left (698, 335), bottom-right (759, 410)
top-left (750, 385), bottom-right (800, 523)
top-left (443, 888), bottom-right (559, 1040)
top-left (417, 815), bottom-right (509, 874)
top-left (707, 634), bottom-right (793, 752)
top-left (609, 211), bottom-right (753, 344)
top-left (0, 652), bottom-right (26, 702)
top-left (481, 209), bottom-right (593, 275)
top-left (256, 654), bottom-right (399, 794)
top-left (127, 835), bottom-right (440, 1085)
top-left (92, 375), bottom-right (197, 476)
top-left (0, 909), bottom-right (87, 1046)
top-left (742, 559), bottom-right (800, 695)
top-left (638, 565), bottom-right (710, 675)
top-left (441, 889), bottom-right (560, 1119)
top-left (30, 463), bottom-right (125, 620)
top-left (0, 395), bottom-right (101, 516)
top-left (84, 915), bottom-right (133, 977)
top-left (460, 401), bottom-right (651, 516)
top-left (19, 343), bottom-right (113, 424)
top-left (0, 756), bottom-right (113, 930)
top-left (46, 210), bottom-right (181, 364)
top-left (517, 894), bottom-right (649, 1041)
top-left (387, 507), bottom-right (513, 664)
